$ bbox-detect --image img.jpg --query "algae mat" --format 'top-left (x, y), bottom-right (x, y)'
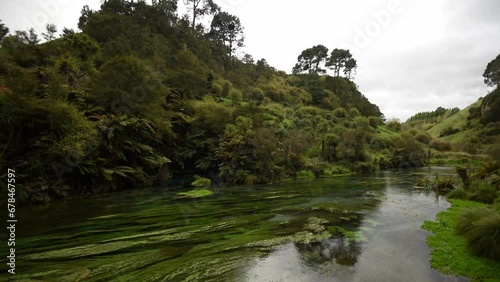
top-left (0, 167), bottom-right (467, 281)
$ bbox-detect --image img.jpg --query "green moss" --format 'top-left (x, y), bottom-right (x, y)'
top-left (422, 200), bottom-right (500, 281)
top-left (175, 189), bottom-right (214, 199)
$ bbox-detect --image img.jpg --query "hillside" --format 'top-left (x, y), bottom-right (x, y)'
top-left (1, 0), bottom-right (440, 205)
top-left (406, 87), bottom-right (500, 156)
top-left (426, 99), bottom-right (482, 142)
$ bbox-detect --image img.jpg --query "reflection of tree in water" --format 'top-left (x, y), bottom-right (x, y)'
top-left (296, 234), bottom-right (362, 266)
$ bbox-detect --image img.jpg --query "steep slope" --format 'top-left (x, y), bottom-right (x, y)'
top-left (426, 99), bottom-right (483, 142)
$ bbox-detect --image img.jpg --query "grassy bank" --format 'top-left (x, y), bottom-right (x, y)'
top-left (422, 200), bottom-right (500, 282)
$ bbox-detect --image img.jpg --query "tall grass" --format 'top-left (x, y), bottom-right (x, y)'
top-left (455, 207), bottom-right (492, 235)
top-left (468, 180), bottom-right (497, 204)
top-left (464, 212), bottom-right (500, 261)
top-left (446, 188), bottom-right (466, 200)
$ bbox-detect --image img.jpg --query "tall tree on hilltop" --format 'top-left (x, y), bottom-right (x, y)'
top-left (344, 58), bottom-right (357, 80)
top-left (0, 20), bottom-right (8, 45)
top-left (15, 28), bottom-right (39, 46)
top-left (483, 53), bottom-right (500, 88)
top-left (326, 48), bottom-right (352, 77)
top-left (292, 45), bottom-right (329, 75)
top-left (42, 23), bottom-right (57, 42)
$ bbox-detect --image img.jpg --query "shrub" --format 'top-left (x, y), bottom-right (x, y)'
top-left (355, 161), bottom-right (375, 174)
top-left (229, 88), bottom-right (242, 103)
top-left (464, 212), bottom-right (500, 261)
top-left (446, 188), bottom-right (466, 199)
top-left (415, 133), bottom-right (432, 144)
top-left (439, 127), bottom-right (460, 137)
top-left (211, 82), bottom-right (222, 95)
top-left (368, 116), bottom-right (381, 128)
top-left (222, 81), bottom-right (231, 97)
top-left (323, 165), bottom-right (351, 177)
top-left (455, 207), bottom-right (492, 235)
top-left (387, 119), bottom-right (402, 132)
top-left (296, 170), bottom-right (315, 179)
top-left (333, 107), bottom-right (348, 118)
top-left (468, 181), bottom-right (497, 204)
top-left (430, 139), bottom-right (452, 151)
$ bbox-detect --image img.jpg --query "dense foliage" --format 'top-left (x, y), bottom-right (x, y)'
top-left (0, 0), bottom-right (439, 204)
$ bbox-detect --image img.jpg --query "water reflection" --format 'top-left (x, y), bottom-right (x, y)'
top-left (246, 167), bottom-right (469, 282)
top-left (297, 235), bottom-right (362, 266)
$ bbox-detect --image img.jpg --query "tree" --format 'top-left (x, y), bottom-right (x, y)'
top-left (209, 11), bottom-right (244, 59)
top-left (42, 23), bottom-right (57, 41)
top-left (343, 58), bottom-right (357, 79)
top-left (15, 28), bottom-right (39, 46)
top-left (483, 53), bottom-right (500, 87)
top-left (0, 19), bottom-right (8, 45)
top-left (61, 27), bottom-right (75, 37)
top-left (78, 5), bottom-right (94, 30)
top-left (215, 116), bottom-right (255, 183)
top-left (326, 48), bottom-right (352, 77)
top-left (292, 45), bottom-right (329, 75)
top-left (184, 0), bottom-right (219, 30)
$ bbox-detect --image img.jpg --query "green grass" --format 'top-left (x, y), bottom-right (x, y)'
top-left (422, 199), bottom-right (500, 281)
top-left (427, 100), bottom-right (481, 139)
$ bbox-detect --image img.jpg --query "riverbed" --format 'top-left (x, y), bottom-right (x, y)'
top-left (1, 167), bottom-right (468, 281)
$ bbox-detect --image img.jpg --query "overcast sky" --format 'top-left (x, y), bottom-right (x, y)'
top-left (1, 0), bottom-right (499, 121)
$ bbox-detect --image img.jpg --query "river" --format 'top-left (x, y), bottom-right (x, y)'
top-left (1, 166), bottom-right (468, 281)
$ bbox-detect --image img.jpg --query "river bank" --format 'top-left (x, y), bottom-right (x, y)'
top-left (422, 199), bottom-right (500, 282)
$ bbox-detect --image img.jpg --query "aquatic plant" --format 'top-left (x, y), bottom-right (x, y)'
top-left (175, 189), bottom-right (214, 199)
top-left (191, 176), bottom-right (212, 188)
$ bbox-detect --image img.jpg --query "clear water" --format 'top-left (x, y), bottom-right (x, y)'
top-left (0, 166), bottom-right (468, 281)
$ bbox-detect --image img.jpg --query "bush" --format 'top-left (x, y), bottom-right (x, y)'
top-left (333, 107), bottom-right (348, 118)
top-left (323, 164), bottom-right (351, 177)
top-left (368, 116), bottom-right (381, 128)
top-left (415, 133), bottom-right (432, 144)
top-left (211, 82), bottom-right (222, 95)
top-left (229, 88), bottom-right (242, 103)
top-left (465, 212), bottom-right (500, 261)
top-left (446, 188), bottom-right (466, 199)
top-left (439, 127), bottom-right (460, 137)
top-left (387, 119), bottom-right (402, 132)
top-left (468, 181), bottom-right (497, 204)
top-left (296, 170), bottom-right (315, 179)
top-left (455, 207), bottom-right (492, 235)
top-left (430, 139), bottom-right (452, 151)
top-left (355, 161), bottom-right (375, 174)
